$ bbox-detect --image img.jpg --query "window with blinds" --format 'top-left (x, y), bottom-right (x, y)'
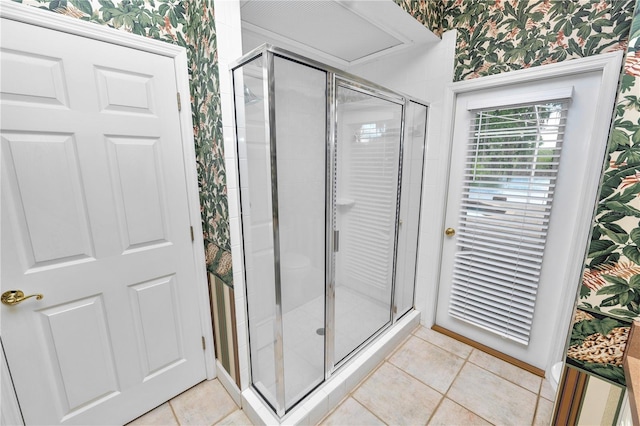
top-left (449, 101), bottom-right (569, 345)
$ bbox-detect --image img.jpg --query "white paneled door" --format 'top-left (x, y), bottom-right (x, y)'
top-left (1, 17), bottom-right (207, 425)
top-left (436, 57), bottom-right (620, 372)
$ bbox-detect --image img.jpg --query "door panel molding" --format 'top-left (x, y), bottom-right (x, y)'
top-left (433, 51), bottom-right (623, 377)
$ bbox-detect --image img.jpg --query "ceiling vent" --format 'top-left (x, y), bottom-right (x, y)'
top-left (240, 0), bottom-right (438, 66)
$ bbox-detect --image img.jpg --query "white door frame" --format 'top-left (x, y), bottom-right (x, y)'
top-left (0, 1), bottom-right (216, 417)
top-left (430, 51), bottom-right (623, 378)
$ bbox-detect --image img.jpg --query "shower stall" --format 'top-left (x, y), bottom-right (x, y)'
top-left (231, 45), bottom-right (427, 417)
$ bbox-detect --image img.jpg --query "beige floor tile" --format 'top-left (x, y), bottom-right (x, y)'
top-left (389, 335), bottom-right (465, 393)
top-left (540, 379), bottom-right (557, 402)
top-left (216, 409), bottom-right (253, 425)
top-left (428, 398), bottom-right (491, 426)
top-left (353, 362), bottom-right (442, 425)
top-left (468, 349), bottom-right (542, 393)
top-left (414, 327), bottom-right (473, 359)
top-left (533, 396), bottom-right (554, 426)
top-left (319, 397), bottom-right (384, 426)
top-left (127, 403), bottom-right (178, 426)
top-left (448, 363), bottom-right (537, 426)
top-left (170, 380), bottom-right (238, 426)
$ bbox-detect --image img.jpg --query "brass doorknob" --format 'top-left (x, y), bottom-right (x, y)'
top-left (445, 228), bottom-right (456, 237)
top-left (1, 290), bottom-right (43, 306)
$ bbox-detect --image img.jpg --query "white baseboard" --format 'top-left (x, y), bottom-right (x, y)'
top-left (216, 360), bottom-right (242, 408)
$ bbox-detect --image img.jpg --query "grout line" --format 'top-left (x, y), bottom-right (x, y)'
top-left (349, 358), bottom-right (386, 396)
top-left (216, 408), bottom-right (241, 426)
top-left (351, 397), bottom-right (389, 426)
top-left (466, 355), bottom-right (541, 396)
top-left (531, 395), bottom-right (541, 426)
top-left (384, 332), bottom-right (412, 361)
top-left (442, 352), bottom-right (467, 397)
top-left (385, 334), bottom-right (465, 396)
top-left (424, 393), bottom-right (446, 425)
top-left (412, 328), bottom-right (475, 361)
top-left (439, 357), bottom-right (495, 425)
top-left (167, 399), bottom-right (180, 425)
top-left (537, 375), bottom-right (544, 395)
top-left (316, 356), bottom-right (390, 424)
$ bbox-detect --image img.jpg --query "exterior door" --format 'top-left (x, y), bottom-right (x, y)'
top-left (436, 67), bottom-right (616, 370)
top-left (1, 18), bottom-right (207, 425)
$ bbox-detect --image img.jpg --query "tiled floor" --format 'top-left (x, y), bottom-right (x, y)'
top-left (128, 325), bottom-right (556, 425)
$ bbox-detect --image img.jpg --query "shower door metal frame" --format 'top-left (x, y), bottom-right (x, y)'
top-left (231, 44), bottom-right (428, 417)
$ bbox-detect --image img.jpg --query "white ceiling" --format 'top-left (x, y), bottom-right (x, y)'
top-left (240, 0), bottom-right (438, 67)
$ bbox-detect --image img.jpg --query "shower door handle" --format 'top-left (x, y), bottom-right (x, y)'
top-left (334, 230), bottom-right (339, 252)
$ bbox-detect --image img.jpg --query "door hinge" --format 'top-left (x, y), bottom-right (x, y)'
top-left (190, 226), bottom-right (194, 242)
top-left (177, 92), bottom-right (182, 112)
top-left (202, 336), bottom-right (206, 350)
top-left (393, 305), bottom-right (398, 314)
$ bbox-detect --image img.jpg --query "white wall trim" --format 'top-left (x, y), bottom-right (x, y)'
top-left (429, 51), bottom-right (623, 377)
top-left (215, 359), bottom-right (242, 407)
top-left (0, 0), bottom-right (216, 378)
top-left (449, 51), bottom-right (623, 93)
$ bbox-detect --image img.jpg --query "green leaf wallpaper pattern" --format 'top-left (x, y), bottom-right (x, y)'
top-left (393, 0), bottom-right (444, 36)
top-left (13, 0), bottom-right (232, 282)
top-left (581, 0), bottom-right (640, 321)
top-left (566, 309), bottom-right (630, 387)
top-left (440, 0), bottom-right (634, 81)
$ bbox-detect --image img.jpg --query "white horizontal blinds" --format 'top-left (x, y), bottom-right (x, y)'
top-left (343, 120), bottom-right (400, 291)
top-left (449, 101), bottom-right (569, 345)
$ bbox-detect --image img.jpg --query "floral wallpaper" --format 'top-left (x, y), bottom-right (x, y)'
top-left (566, 308), bottom-right (630, 385)
top-left (12, 0), bottom-right (233, 283)
top-left (394, 0), bottom-right (444, 36)
top-left (581, 0), bottom-right (640, 322)
top-left (441, 0), bottom-right (633, 81)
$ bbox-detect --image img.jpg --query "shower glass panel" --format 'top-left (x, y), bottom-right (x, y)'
top-left (273, 56), bottom-right (326, 410)
top-left (233, 52), bottom-right (327, 414)
top-left (233, 57), bottom-right (278, 407)
top-left (333, 84), bottom-right (403, 364)
top-left (394, 101), bottom-right (428, 319)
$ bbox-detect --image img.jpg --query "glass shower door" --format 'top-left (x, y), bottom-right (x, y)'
top-left (332, 82), bottom-right (404, 364)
